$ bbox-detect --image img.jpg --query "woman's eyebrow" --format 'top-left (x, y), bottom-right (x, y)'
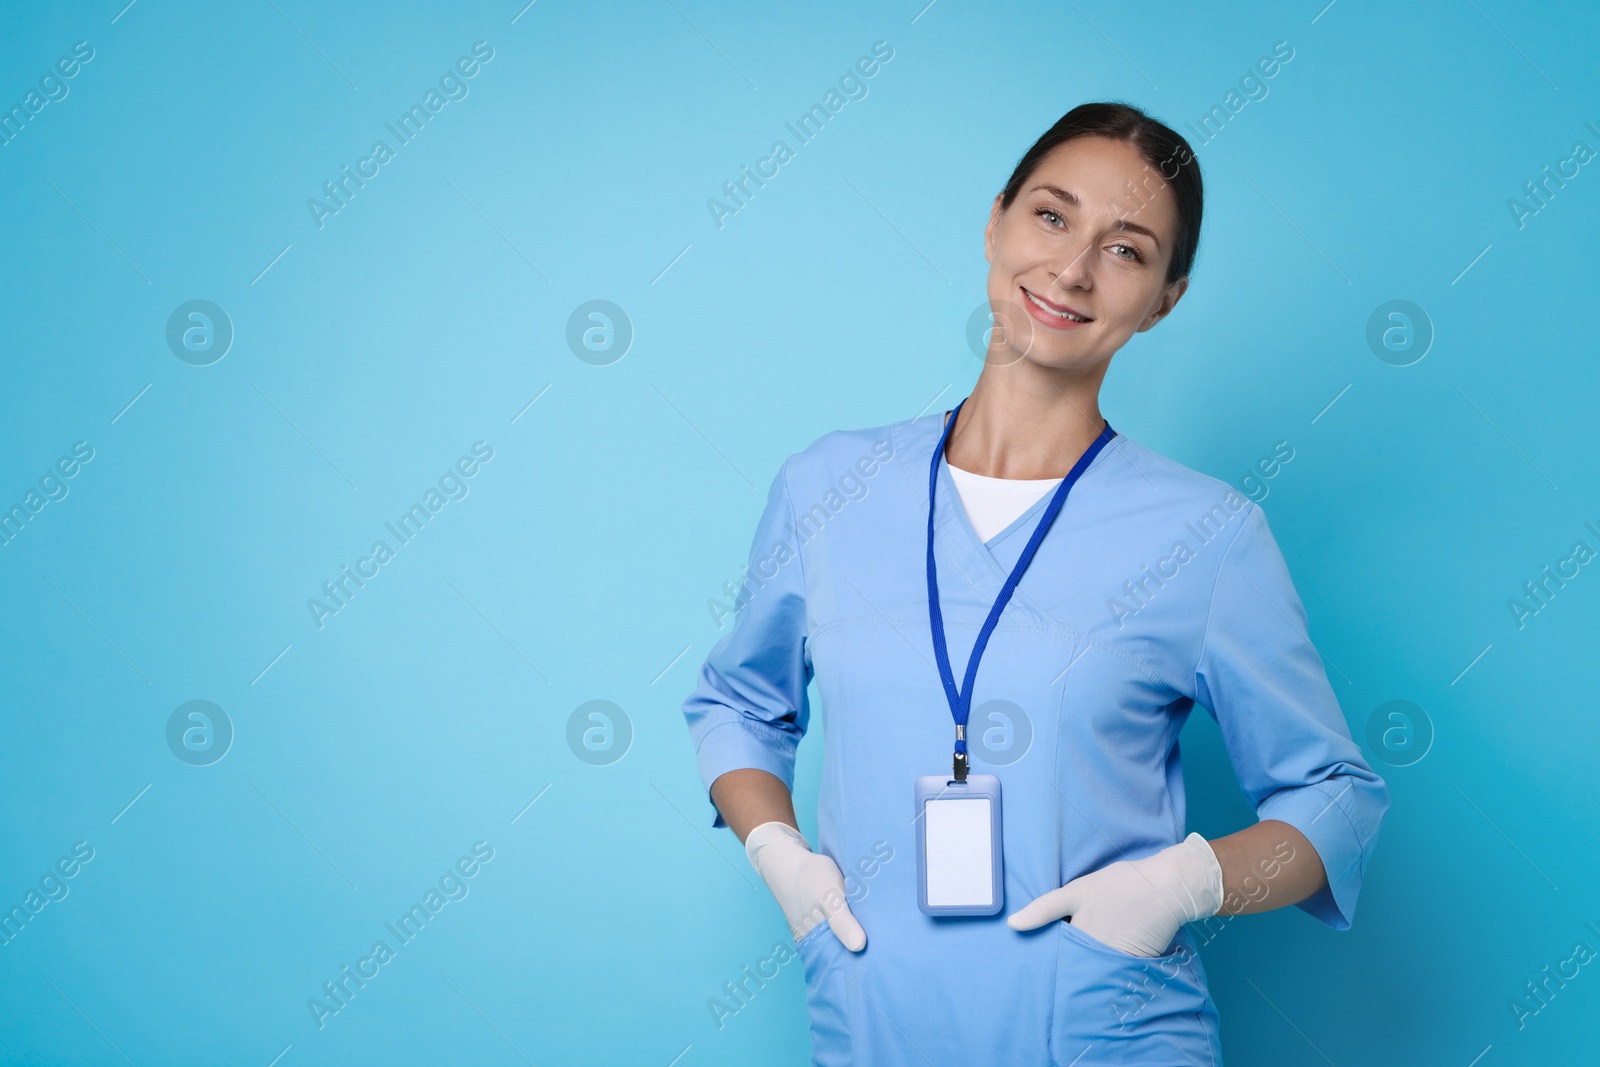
top-left (1030, 183), bottom-right (1162, 249)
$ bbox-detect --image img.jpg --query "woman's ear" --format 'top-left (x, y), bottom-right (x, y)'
top-left (1138, 275), bottom-right (1189, 333)
top-left (984, 195), bottom-right (1004, 264)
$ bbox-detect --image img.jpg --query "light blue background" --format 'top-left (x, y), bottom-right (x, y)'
top-left (2, 1), bottom-right (1597, 1063)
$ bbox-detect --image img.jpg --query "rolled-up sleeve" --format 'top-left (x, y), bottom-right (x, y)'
top-left (682, 457), bottom-right (812, 829)
top-left (1193, 500), bottom-right (1390, 930)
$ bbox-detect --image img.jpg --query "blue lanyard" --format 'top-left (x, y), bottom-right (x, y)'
top-left (926, 396), bottom-right (1116, 780)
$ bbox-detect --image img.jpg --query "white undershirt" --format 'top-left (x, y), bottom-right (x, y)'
top-left (947, 464), bottom-right (1063, 543)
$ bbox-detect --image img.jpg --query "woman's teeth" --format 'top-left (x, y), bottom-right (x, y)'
top-left (1024, 290), bottom-right (1089, 322)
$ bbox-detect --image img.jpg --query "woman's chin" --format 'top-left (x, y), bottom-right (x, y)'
top-left (985, 346), bottom-right (1110, 374)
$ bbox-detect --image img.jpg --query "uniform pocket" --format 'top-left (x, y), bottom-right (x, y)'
top-left (1051, 921), bottom-right (1220, 1066)
top-left (795, 921), bottom-right (853, 1066)
top-left (1059, 917), bottom-right (1175, 962)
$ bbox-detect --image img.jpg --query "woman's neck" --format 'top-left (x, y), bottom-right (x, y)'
top-left (943, 365), bottom-right (1109, 480)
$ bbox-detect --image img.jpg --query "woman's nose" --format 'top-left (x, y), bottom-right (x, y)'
top-left (1049, 238), bottom-right (1096, 290)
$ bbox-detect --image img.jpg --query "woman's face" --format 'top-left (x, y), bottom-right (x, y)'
top-left (983, 135), bottom-right (1188, 372)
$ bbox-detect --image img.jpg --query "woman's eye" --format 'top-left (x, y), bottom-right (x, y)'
top-left (1112, 243), bottom-right (1145, 263)
top-left (1035, 207), bottom-right (1063, 227)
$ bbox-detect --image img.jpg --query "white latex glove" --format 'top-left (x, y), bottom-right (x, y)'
top-left (744, 821), bottom-right (867, 951)
top-left (1006, 832), bottom-right (1223, 957)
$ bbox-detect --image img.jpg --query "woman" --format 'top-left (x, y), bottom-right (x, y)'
top-left (681, 102), bottom-right (1390, 1065)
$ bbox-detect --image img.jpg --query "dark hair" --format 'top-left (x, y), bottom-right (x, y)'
top-left (998, 101), bottom-right (1202, 285)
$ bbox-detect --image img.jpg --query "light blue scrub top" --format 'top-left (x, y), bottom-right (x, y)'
top-left (682, 411), bottom-right (1391, 1066)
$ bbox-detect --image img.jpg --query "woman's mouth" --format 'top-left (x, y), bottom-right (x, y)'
top-left (1021, 287), bottom-right (1092, 329)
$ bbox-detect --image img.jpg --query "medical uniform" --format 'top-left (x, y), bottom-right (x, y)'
top-left (681, 410), bottom-right (1390, 1066)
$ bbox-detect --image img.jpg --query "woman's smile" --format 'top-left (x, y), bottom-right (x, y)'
top-left (1019, 286), bottom-right (1093, 330)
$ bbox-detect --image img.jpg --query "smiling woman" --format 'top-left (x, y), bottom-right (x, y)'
top-left (684, 101), bottom-right (1390, 1066)
top-left (972, 109), bottom-right (1202, 420)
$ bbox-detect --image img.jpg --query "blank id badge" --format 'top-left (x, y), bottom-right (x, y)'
top-left (914, 774), bottom-right (1004, 916)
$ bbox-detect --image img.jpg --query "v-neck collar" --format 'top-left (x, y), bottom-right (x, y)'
top-left (908, 407), bottom-right (1123, 599)
top-left (937, 454), bottom-right (1056, 553)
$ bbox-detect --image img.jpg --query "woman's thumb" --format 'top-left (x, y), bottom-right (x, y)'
top-left (1006, 879), bottom-right (1083, 931)
top-left (828, 906), bottom-right (867, 951)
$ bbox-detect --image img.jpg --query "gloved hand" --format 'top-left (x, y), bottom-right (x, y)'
top-left (744, 821), bottom-right (867, 951)
top-left (1006, 832), bottom-right (1223, 957)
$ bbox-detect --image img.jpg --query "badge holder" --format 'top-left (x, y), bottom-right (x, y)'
top-left (914, 773), bottom-right (1004, 916)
